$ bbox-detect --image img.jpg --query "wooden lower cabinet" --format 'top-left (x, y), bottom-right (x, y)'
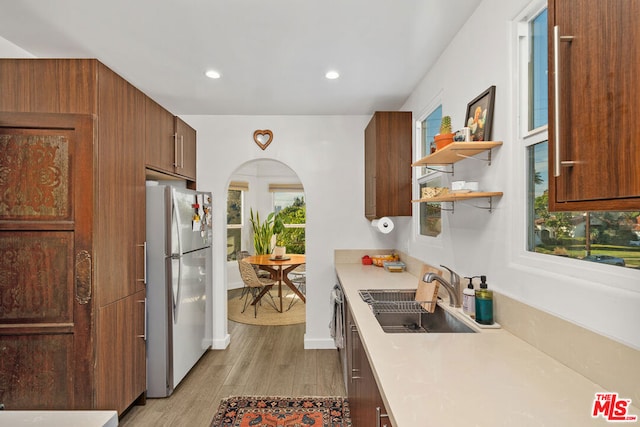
top-left (346, 304), bottom-right (390, 427)
top-left (96, 291), bottom-right (146, 411)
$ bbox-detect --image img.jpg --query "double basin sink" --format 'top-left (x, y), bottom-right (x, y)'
top-left (359, 289), bottom-right (476, 334)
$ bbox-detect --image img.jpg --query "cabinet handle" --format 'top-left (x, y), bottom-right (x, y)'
top-left (173, 133), bottom-right (179, 167)
top-left (376, 407), bottom-right (389, 427)
top-left (553, 25), bottom-right (574, 177)
top-left (180, 135), bottom-right (184, 169)
top-left (137, 298), bottom-right (147, 340)
top-left (136, 242), bottom-right (147, 285)
top-left (351, 368), bottom-right (361, 381)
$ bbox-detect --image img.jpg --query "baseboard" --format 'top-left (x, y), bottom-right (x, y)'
top-left (208, 333), bottom-right (231, 350)
top-left (304, 335), bottom-right (336, 350)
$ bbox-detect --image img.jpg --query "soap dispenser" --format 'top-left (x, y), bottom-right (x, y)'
top-left (462, 277), bottom-right (475, 318)
top-left (474, 275), bottom-right (494, 325)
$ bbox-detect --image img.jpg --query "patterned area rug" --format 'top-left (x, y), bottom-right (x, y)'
top-left (211, 396), bottom-right (351, 427)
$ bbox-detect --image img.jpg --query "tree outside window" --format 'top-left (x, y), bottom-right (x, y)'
top-left (417, 105), bottom-right (442, 237)
top-left (226, 189), bottom-right (243, 261)
top-left (273, 191), bottom-right (305, 254)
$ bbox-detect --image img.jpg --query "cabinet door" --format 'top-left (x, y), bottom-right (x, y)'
top-left (96, 65), bottom-right (147, 304)
top-left (0, 112), bottom-right (94, 410)
top-left (346, 306), bottom-right (389, 427)
top-left (364, 111), bottom-right (412, 219)
top-left (174, 117), bottom-right (197, 180)
top-left (364, 122), bottom-right (377, 219)
top-left (96, 290), bottom-right (146, 413)
top-left (145, 97), bottom-right (176, 175)
top-left (549, 0), bottom-right (640, 211)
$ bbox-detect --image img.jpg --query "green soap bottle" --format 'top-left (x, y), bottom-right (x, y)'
top-left (474, 275), bottom-right (494, 325)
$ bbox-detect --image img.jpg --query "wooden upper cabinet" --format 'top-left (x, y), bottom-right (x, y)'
top-left (145, 99), bottom-right (197, 181)
top-left (174, 117), bottom-right (197, 180)
top-left (364, 111), bottom-right (412, 220)
top-left (145, 97), bottom-right (176, 174)
top-left (548, 0), bottom-right (640, 211)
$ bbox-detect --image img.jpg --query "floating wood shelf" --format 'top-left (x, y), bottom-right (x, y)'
top-left (412, 192), bottom-right (503, 213)
top-left (412, 191), bottom-right (503, 203)
top-left (412, 141), bottom-right (503, 167)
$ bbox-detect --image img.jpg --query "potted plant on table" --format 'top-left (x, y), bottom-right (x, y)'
top-left (271, 214), bottom-right (286, 258)
top-left (249, 208), bottom-right (285, 256)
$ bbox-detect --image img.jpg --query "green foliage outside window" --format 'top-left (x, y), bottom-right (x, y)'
top-left (276, 196), bottom-right (306, 254)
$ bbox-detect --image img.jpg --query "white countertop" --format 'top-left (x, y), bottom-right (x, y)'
top-left (0, 410), bottom-right (118, 427)
top-left (336, 263), bottom-right (639, 427)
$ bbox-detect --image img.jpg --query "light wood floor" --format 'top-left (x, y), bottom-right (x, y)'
top-left (119, 321), bottom-right (346, 426)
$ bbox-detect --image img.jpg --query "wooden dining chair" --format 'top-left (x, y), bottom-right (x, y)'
top-left (238, 259), bottom-right (277, 317)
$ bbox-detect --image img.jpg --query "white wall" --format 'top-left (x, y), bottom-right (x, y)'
top-left (185, 115), bottom-right (398, 349)
top-left (399, 0), bottom-right (640, 350)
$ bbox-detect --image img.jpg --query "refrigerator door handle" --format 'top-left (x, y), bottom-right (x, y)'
top-left (171, 190), bottom-right (183, 323)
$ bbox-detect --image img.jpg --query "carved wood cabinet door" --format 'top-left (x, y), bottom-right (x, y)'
top-left (0, 112), bottom-right (94, 409)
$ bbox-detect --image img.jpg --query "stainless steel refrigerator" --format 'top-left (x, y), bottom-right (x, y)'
top-left (145, 184), bottom-right (212, 398)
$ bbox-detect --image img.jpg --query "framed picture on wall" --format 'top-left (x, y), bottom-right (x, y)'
top-left (465, 85), bottom-right (495, 141)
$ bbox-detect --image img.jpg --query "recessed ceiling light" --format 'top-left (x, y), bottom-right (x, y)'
top-left (325, 70), bottom-right (340, 80)
top-left (205, 70), bottom-right (221, 79)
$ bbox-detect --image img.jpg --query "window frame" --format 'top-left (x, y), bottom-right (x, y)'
top-left (226, 188), bottom-right (244, 262)
top-left (510, 0), bottom-right (638, 291)
top-left (271, 187), bottom-right (306, 254)
top-left (414, 96), bottom-right (445, 242)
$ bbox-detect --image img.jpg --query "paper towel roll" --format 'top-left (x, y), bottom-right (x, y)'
top-left (371, 217), bottom-right (394, 234)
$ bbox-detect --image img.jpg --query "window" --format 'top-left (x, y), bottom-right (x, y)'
top-left (270, 184), bottom-right (306, 254)
top-left (417, 105), bottom-right (443, 237)
top-left (520, 5), bottom-right (639, 269)
top-left (226, 182), bottom-right (246, 261)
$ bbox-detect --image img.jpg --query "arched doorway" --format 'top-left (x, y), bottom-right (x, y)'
top-left (224, 159), bottom-right (306, 334)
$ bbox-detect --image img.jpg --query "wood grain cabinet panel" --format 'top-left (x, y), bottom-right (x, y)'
top-left (345, 302), bottom-right (389, 427)
top-left (548, 0), bottom-right (640, 211)
top-left (365, 111), bottom-right (412, 220)
top-left (0, 59), bottom-right (147, 414)
top-left (145, 97), bottom-right (176, 175)
top-left (96, 290), bottom-right (146, 411)
top-left (145, 101), bottom-right (197, 182)
top-left (174, 116), bottom-right (197, 180)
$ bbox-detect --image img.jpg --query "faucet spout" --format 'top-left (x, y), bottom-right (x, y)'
top-left (440, 265), bottom-right (462, 306)
top-left (422, 267), bottom-right (462, 308)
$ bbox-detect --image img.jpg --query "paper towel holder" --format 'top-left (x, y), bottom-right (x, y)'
top-left (371, 217), bottom-right (395, 234)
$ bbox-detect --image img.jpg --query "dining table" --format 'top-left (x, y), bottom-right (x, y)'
top-left (243, 254), bottom-right (306, 312)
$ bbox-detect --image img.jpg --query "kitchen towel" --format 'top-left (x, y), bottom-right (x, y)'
top-left (329, 284), bottom-right (344, 349)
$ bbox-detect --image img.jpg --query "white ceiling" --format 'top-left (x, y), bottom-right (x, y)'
top-left (0, 0), bottom-right (481, 116)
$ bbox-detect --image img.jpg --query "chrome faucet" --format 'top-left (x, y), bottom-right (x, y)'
top-left (422, 265), bottom-right (462, 308)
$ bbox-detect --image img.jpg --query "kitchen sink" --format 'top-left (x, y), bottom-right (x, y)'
top-left (359, 289), bottom-right (476, 334)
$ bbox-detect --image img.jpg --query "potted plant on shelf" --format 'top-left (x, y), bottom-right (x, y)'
top-left (434, 115), bottom-right (455, 151)
top-left (249, 208), bottom-right (285, 256)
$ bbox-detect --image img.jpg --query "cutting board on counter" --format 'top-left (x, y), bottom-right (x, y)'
top-left (415, 264), bottom-right (442, 313)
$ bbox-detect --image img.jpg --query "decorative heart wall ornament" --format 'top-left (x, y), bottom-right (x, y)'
top-left (253, 129), bottom-right (273, 150)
